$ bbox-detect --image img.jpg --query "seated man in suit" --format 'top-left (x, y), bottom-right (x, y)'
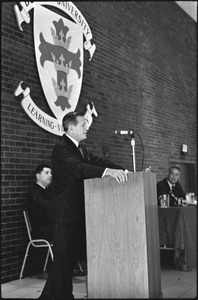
top-left (27, 163), bottom-right (84, 276)
top-left (27, 163), bottom-right (53, 241)
top-left (157, 165), bottom-right (186, 206)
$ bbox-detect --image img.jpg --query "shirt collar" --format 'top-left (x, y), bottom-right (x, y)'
top-left (36, 182), bottom-right (46, 189)
top-left (65, 133), bottom-right (79, 147)
top-left (167, 179), bottom-right (175, 188)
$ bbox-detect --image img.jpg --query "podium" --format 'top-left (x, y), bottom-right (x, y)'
top-left (84, 171), bottom-right (162, 298)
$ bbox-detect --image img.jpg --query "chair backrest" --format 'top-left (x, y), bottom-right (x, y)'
top-left (23, 210), bottom-right (32, 242)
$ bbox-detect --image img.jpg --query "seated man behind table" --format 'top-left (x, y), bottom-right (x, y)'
top-left (157, 165), bottom-right (186, 206)
top-left (27, 163), bottom-right (53, 241)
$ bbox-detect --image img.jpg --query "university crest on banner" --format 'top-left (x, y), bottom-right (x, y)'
top-left (14, 2), bottom-right (96, 135)
top-left (35, 5), bottom-right (83, 120)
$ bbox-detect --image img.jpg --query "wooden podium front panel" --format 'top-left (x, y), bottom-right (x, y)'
top-left (143, 173), bottom-right (162, 298)
top-left (84, 172), bottom-right (161, 298)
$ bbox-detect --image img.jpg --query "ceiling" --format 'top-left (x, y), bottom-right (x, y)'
top-left (175, 1), bottom-right (197, 22)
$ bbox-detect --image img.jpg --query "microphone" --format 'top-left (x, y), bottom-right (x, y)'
top-left (113, 130), bottom-right (133, 135)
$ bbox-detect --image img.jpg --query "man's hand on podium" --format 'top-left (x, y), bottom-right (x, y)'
top-left (105, 168), bottom-right (128, 184)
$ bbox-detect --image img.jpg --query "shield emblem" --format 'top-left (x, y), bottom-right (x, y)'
top-left (34, 5), bottom-right (83, 122)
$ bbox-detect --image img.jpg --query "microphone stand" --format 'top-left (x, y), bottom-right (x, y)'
top-left (130, 133), bottom-right (136, 172)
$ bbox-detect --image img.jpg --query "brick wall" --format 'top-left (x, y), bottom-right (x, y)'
top-left (1, 2), bottom-right (197, 283)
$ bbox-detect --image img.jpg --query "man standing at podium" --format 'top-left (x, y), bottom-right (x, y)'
top-left (39, 111), bottom-right (128, 300)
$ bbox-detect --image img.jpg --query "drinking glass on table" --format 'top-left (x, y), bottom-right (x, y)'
top-left (159, 194), bottom-right (170, 208)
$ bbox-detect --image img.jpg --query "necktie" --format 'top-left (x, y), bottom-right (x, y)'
top-left (78, 144), bottom-right (85, 159)
top-left (172, 185), bottom-right (175, 193)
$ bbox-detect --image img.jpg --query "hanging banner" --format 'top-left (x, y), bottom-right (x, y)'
top-left (14, 2), bottom-right (96, 136)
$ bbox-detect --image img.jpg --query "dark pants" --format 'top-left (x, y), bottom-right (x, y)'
top-left (39, 221), bottom-right (82, 300)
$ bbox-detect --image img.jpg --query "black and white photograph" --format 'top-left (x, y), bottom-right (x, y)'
top-left (1, 1), bottom-right (197, 299)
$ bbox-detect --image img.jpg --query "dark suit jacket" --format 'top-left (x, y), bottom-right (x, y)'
top-left (48, 134), bottom-right (125, 223)
top-left (27, 182), bottom-right (53, 240)
top-left (157, 178), bottom-right (186, 206)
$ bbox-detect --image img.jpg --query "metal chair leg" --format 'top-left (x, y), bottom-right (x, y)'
top-left (49, 246), bottom-right (54, 261)
top-left (19, 243), bottom-right (31, 279)
top-left (43, 246), bottom-right (54, 272)
top-left (78, 262), bottom-right (83, 272)
top-left (43, 248), bottom-right (50, 272)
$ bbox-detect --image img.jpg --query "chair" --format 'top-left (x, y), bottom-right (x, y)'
top-left (20, 210), bottom-right (53, 279)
